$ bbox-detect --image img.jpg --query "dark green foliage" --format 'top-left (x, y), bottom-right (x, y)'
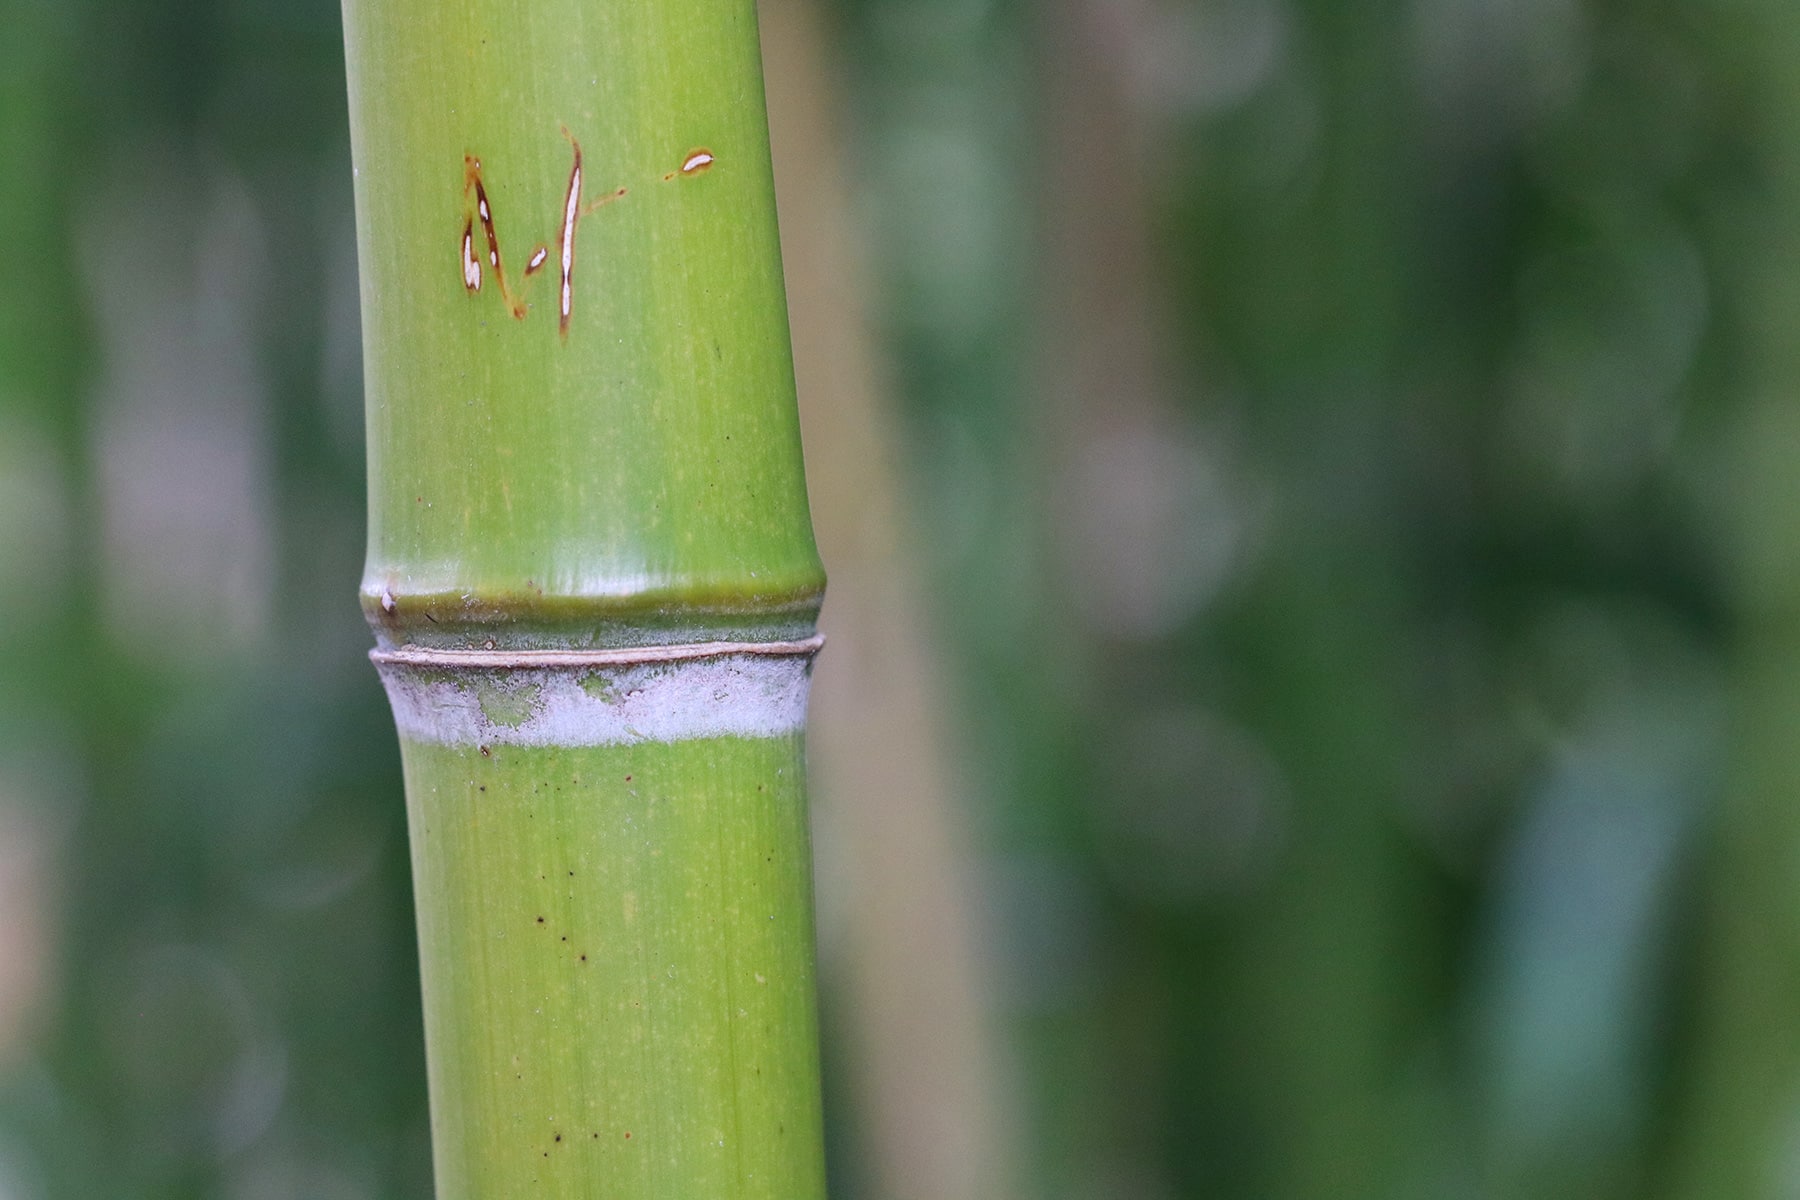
top-left (5, 0), bottom-right (1800, 1196)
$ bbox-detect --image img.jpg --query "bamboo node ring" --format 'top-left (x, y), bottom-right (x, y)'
top-left (370, 635), bottom-right (825, 670)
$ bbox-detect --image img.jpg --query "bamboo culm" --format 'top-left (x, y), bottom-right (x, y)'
top-left (339, 0), bottom-right (830, 1194)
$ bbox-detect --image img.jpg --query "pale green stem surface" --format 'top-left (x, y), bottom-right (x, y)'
top-left (341, 0), bottom-right (830, 1193)
top-left (343, 0), bottom-right (823, 643)
top-left (401, 732), bottom-right (824, 1199)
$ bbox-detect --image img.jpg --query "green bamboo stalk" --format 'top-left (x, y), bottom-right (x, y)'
top-left (338, 1), bottom-right (829, 1196)
top-left (1665, 6), bottom-right (1800, 1196)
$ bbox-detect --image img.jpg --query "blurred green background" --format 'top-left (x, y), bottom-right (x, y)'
top-left (5, 0), bottom-right (1800, 1196)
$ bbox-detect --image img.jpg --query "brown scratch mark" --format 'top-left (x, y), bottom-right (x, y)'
top-left (461, 217), bottom-right (481, 292)
top-left (463, 154), bottom-right (527, 319)
top-left (580, 186), bottom-right (626, 217)
top-left (458, 130), bottom-right (630, 336)
top-left (664, 148), bottom-right (715, 180)
top-left (557, 127), bottom-right (582, 338)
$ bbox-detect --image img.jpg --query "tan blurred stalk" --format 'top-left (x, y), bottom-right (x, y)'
top-left (1032, 4), bottom-right (1183, 1192)
top-left (760, 3), bottom-right (1021, 1198)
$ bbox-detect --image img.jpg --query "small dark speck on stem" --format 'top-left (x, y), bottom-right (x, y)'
top-left (479, 745), bottom-right (492, 757)
top-left (536, 916), bottom-right (546, 924)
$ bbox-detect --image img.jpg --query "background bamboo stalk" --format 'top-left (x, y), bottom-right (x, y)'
top-left (0, 0), bottom-right (83, 1089)
top-left (1668, 6), bottom-right (1800, 1194)
top-left (760, 3), bottom-right (1023, 1198)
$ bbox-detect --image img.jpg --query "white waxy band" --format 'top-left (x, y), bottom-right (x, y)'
top-left (372, 637), bottom-right (822, 748)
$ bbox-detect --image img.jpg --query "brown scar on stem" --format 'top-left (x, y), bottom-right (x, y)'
top-left (458, 132), bottom-right (629, 334)
top-left (663, 148), bottom-right (715, 180)
top-left (580, 186), bottom-right (626, 217)
top-left (557, 127), bottom-right (583, 338)
top-left (461, 217), bottom-right (481, 292)
top-left (462, 154), bottom-right (527, 319)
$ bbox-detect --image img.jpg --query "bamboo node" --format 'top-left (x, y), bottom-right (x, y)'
top-left (369, 634), bottom-right (823, 670)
